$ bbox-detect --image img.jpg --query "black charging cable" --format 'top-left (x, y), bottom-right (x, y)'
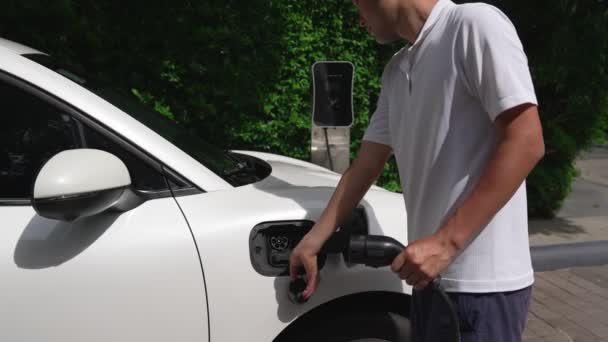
top-left (323, 127), bottom-right (334, 171)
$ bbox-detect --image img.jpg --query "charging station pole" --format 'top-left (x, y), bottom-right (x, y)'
top-left (310, 61), bottom-right (354, 174)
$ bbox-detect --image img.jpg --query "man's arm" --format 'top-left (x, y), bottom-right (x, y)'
top-left (309, 141), bottom-right (392, 241)
top-left (289, 140), bottom-right (392, 298)
top-left (391, 103), bottom-right (545, 289)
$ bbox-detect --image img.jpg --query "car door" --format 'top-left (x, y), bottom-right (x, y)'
top-left (0, 73), bottom-right (209, 342)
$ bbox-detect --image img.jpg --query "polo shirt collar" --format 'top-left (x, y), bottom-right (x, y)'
top-left (409, 0), bottom-right (455, 50)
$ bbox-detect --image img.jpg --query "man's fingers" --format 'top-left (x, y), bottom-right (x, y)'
top-left (302, 258), bottom-right (319, 299)
top-left (289, 254), bottom-right (318, 299)
top-left (414, 278), bottom-right (431, 290)
top-left (289, 257), bottom-right (301, 282)
top-left (406, 272), bottom-right (422, 286)
top-left (398, 261), bottom-right (416, 280)
top-left (391, 251), bottom-right (406, 273)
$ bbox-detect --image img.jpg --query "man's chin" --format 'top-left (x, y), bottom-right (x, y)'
top-left (375, 36), bottom-right (401, 45)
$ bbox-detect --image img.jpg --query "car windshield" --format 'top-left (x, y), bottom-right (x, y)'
top-left (23, 53), bottom-right (244, 182)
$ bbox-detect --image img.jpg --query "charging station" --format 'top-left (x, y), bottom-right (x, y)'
top-left (311, 61), bottom-right (354, 173)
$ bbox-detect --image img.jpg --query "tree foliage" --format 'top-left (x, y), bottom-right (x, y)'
top-left (479, 0), bottom-right (608, 217)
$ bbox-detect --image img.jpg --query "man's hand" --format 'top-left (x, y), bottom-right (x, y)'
top-left (288, 231), bottom-right (326, 300)
top-left (390, 231), bottom-right (458, 289)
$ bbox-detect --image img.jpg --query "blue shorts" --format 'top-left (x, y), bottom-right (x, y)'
top-left (410, 285), bottom-right (532, 342)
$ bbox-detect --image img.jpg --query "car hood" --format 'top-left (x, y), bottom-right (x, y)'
top-left (232, 150), bottom-right (353, 189)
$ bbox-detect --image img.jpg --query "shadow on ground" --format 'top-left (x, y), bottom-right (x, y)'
top-left (528, 217), bottom-right (585, 236)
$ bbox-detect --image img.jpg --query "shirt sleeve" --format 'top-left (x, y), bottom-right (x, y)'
top-left (457, 4), bottom-right (538, 121)
top-left (363, 65), bottom-right (392, 147)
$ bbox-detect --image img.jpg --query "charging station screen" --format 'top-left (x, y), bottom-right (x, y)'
top-left (312, 62), bottom-right (354, 127)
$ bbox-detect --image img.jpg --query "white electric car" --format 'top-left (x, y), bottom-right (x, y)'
top-left (0, 37), bottom-right (411, 342)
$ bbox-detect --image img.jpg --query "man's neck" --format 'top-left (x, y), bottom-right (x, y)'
top-left (396, 0), bottom-right (439, 44)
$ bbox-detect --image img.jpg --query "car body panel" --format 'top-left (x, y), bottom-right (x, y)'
top-left (0, 199), bottom-right (209, 342)
top-left (177, 173), bottom-right (409, 341)
top-left (0, 37), bottom-right (44, 55)
top-left (233, 150), bottom-right (387, 191)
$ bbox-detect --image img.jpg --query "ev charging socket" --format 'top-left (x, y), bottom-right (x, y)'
top-left (311, 61), bottom-right (354, 173)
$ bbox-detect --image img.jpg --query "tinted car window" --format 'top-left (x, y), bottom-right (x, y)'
top-left (0, 79), bottom-right (79, 199)
top-left (24, 54), bottom-right (251, 185)
top-left (81, 124), bottom-right (168, 192)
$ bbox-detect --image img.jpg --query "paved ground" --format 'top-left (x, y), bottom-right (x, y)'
top-left (525, 145), bottom-right (608, 341)
top-left (524, 267), bottom-right (608, 342)
top-left (529, 146), bottom-right (608, 246)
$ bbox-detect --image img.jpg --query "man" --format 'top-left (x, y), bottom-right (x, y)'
top-left (289, 0), bottom-right (545, 341)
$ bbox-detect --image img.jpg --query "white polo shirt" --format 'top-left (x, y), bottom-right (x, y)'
top-left (363, 0), bottom-right (538, 292)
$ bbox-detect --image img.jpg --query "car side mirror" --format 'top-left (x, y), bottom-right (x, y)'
top-left (32, 149), bottom-right (142, 221)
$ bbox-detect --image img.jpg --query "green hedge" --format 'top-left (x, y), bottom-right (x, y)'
top-left (2, 0), bottom-right (607, 217)
top-left (484, 0), bottom-right (608, 217)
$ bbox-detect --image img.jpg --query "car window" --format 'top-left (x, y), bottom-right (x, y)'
top-left (23, 54), bottom-right (264, 187)
top-left (81, 124), bottom-right (169, 192)
top-left (0, 79), bottom-right (80, 200)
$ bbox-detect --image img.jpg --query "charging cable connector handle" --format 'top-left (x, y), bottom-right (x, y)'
top-left (344, 234), bottom-right (404, 268)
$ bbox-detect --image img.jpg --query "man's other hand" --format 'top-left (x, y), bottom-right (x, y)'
top-left (390, 232), bottom-right (457, 289)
